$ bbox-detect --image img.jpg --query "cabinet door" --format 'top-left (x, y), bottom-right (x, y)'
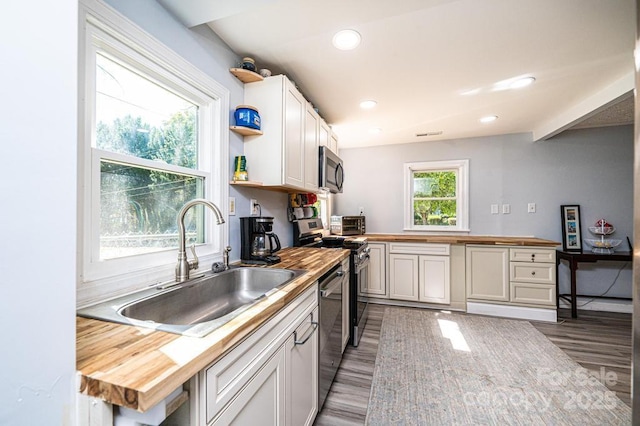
top-left (212, 346), bottom-right (286, 426)
top-left (283, 82), bottom-right (305, 188)
top-left (304, 105), bottom-right (319, 191)
top-left (329, 132), bottom-right (338, 153)
top-left (319, 121), bottom-right (330, 148)
top-left (286, 307), bottom-right (319, 426)
top-left (465, 246), bottom-right (509, 301)
top-left (341, 273), bottom-right (350, 352)
top-left (389, 254), bottom-right (419, 301)
top-left (363, 243), bottom-right (388, 297)
top-left (418, 255), bottom-right (450, 304)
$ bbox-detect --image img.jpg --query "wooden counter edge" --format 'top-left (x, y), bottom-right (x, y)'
top-left (76, 248), bottom-right (348, 412)
top-left (363, 234), bottom-right (560, 247)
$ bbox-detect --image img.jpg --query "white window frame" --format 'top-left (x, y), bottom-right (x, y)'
top-left (77, 0), bottom-right (229, 306)
top-left (403, 159), bottom-right (469, 232)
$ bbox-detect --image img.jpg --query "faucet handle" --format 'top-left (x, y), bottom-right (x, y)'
top-left (189, 244), bottom-right (199, 271)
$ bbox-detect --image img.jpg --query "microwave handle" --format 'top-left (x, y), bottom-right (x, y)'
top-left (335, 162), bottom-right (344, 192)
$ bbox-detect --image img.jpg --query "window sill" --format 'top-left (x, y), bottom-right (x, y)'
top-left (403, 227), bottom-right (470, 233)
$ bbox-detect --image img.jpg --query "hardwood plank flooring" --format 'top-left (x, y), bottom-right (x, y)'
top-left (315, 305), bottom-right (632, 425)
top-left (531, 308), bottom-right (632, 407)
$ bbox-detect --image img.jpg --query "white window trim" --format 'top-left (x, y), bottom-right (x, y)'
top-left (77, 0), bottom-right (229, 307)
top-left (403, 159), bottom-right (469, 232)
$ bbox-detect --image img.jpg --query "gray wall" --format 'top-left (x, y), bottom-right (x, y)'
top-left (105, 0), bottom-right (292, 259)
top-left (0, 0), bottom-right (78, 423)
top-left (336, 125), bottom-right (633, 298)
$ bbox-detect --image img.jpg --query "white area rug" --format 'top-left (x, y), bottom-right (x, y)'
top-left (366, 307), bottom-right (631, 425)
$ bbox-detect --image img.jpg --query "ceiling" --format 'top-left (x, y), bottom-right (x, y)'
top-left (158, 0), bottom-right (635, 149)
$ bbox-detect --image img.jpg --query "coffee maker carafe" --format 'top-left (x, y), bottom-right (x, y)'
top-left (240, 217), bottom-right (282, 264)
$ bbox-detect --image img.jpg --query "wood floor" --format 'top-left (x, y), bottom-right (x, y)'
top-left (314, 305), bottom-right (632, 425)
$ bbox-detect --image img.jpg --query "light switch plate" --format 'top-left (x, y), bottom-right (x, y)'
top-left (229, 197), bottom-right (236, 215)
top-left (502, 204), bottom-right (511, 214)
top-left (491, 204), bottom-right (499, 214)
top-left (527, 203), bottom-right (536, 213)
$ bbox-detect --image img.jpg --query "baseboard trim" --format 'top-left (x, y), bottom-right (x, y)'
top-left (466, 302), bottom-right (557, 322)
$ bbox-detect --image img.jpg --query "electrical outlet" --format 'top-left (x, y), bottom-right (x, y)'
top-left (250, 199), bottom-right (260, 215)
top-left (502, 204), bottom-right (511, 214)
top-left (527, 203), bottom-right (536, 213)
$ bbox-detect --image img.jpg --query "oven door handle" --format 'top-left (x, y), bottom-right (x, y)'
top-left (320, 276), bottom-right (343, 298)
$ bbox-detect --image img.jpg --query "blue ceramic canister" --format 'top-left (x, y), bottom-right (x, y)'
top-left (234, 105), bottom-right (261, 130)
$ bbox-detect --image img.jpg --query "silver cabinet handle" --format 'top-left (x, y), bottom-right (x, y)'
top-left (320, 277), bottom-right (342, 298)
top-left (294, 313), bottom-right (318, 345)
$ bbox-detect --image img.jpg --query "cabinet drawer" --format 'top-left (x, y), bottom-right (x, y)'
top-left (389, 242), bottom-right (450, 256)
top-left (510, 282), bottom-right (555, 306)
top-left (510, 248), bottom-right (555, 263)
top-left (510, 262), bottom-right (555, 284)
top-left (205, 284), bottom-right (317, 422)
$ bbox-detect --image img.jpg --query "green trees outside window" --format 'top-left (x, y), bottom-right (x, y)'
top-left (412, 170), bottom-right (457, 226)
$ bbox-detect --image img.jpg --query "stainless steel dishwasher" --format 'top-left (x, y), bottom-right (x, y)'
top-left (318, 263), bottom-right (343, 410)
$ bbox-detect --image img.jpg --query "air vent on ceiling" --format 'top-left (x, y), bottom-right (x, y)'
top-left (416, 131), bottom-right (443, 137)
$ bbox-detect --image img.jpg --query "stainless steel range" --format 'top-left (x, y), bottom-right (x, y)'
top-left (293, 219), bottom-right (371, 347)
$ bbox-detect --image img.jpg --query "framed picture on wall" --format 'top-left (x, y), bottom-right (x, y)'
top-left (561, 205), bottom-right (582, 252)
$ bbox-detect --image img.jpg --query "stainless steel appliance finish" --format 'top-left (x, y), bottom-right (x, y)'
top-left (240, 216), bottom-right (282, 264)
top-left (319, 146), bottom-right (344, 193)
top-left (293, 218), bottom-right (370, 347)
top-left (350, 244), bottom-right (371, 346)
top-left (77, 268), bottom-right (305, 337)
top-left (318, 263), bottom-right (343, 410)
top-left (330, 215), bottom-right (366, 236)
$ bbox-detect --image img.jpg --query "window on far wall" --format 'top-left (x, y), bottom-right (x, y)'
top-left (404, 160), bottom-right (469, 232)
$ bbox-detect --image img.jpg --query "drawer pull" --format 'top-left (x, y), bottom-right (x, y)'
top-left (531, 271), bottom-right (536, 276)
top-left (294, 313), bottom-right (318, 345)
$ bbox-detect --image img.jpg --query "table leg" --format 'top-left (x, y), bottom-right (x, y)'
top-left (570, 259), bottom-right (578, 318)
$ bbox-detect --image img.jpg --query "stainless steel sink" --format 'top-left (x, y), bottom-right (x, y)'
top-left (77, 267), bottom-right (305, 337)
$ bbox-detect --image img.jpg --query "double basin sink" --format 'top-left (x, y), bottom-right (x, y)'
top-left (77, 267), bottom-right (305, 338)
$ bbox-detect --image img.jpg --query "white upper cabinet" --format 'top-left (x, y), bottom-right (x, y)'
top-left (243, 75), bottom-right (326, 192)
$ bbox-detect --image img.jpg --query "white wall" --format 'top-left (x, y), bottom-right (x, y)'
top-left (336, 125), bottom-right (633, 299)
top-left (0, 0), bottom-right (78, 424)
top-left (104, 0), bottom-right (293, 258)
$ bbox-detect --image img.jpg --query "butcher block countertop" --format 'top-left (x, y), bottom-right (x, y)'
top-left (76, 247), bottom-right (349, 412)
top-left (363, 233), bottom-right (560, 247)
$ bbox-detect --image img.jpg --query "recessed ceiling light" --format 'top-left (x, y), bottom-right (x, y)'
top-left (509, 76), bottom-right (536, 89)
top-left (369, 127), bottom-right (382, 134)
top-left (360, 100), bottom-right (377, 109)
top-left (479, 115), bottom-right (498, 123)
top-left (332, 29), bottom-right (361, 50)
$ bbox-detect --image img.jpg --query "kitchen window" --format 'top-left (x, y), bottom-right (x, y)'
top-left (78, 1), bottom-right (229, 302)
top-left (403, 160), bottom-right (469, 232)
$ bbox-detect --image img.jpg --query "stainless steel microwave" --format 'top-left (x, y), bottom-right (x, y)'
top-left (319, 146), bottom-right (344, 193)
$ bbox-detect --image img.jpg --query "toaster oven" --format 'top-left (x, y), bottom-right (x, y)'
top-left (330, 216), bottom-right (366, 236)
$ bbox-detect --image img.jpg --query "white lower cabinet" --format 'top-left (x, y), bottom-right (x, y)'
top-left (361, 242), bottom-right (388, 298)
top-left (389, 254), bottom-right (419, 301)
top-left (203, 284), bottom-right (319, 426)
top-left (286, 307), bottom-right (319, 426)
top-left (465, 246), bottom-right (510, 301)
top-left (388, 244), bottom-right (451, 304)
top-left (213, 346), bottom-right (286, 425)
top-left (466, 245), bottom-right (556, 307)
top-left (419, 255), bottom-right (451, 304)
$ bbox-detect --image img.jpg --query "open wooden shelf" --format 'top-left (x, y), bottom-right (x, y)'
top-left (230, 180), bottom-right (294, 193)
top-left (230, 126), bottom-right (263, 136)
top-left (230, 68), bottom-right (264, 83)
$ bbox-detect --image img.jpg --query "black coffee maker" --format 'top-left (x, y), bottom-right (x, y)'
top-left (240, 217), bottom-right (282, 264)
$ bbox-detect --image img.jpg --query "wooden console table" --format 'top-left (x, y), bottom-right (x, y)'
top-left (556, 250), bottom-right (632, 318)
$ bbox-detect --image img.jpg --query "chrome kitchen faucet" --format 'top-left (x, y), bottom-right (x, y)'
top-left (176, 198), bottom-right (225, 283)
